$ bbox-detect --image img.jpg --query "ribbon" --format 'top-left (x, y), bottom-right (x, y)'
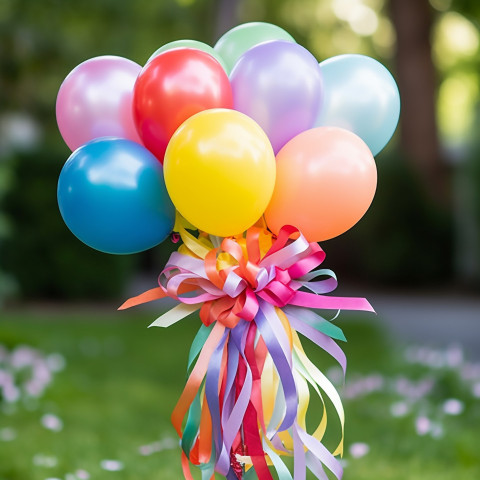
top-left (120, 219), bottom-right (374, 479)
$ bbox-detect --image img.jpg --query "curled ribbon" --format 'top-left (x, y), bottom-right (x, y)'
top-left (120, 219), bottom-right (374, 480)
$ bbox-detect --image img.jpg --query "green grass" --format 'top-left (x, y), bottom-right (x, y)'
top-left (0, 307), bottom-right (479, 480)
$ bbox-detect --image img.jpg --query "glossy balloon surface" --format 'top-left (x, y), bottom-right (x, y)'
top-left (214, 22), bottom-right (295, 74)
top-left (164, 109), bottom-right (276, 237)
top-left (265, 127), bottom-right (377, 242)
top-left (316, 54), bottom-right (400, 156)
top-left (146, 39), bottom-right (228, 72)
top-left (56, 56), bottom-right (142, 151)
top-left (57, 138), bottom-right (175, 254)
top-left (230, 41), bottom-right (323, 154)
top-left (133, 48), bottom-right (233, 162)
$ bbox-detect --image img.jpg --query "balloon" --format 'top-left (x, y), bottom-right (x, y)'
top-left (56, 56), bottom-right (142, 151)
top-left (265, 127), bottom-right (377, 242)
top-left (133, 48), bottom-right (233, 162)
top-left (230, 40), bottom-right (323, 154)
top-left (315, 54), bottom-right (400, 156)
top-left (214, 22), bottom-right (295, 74)
top-left (164, 109), bottom-right (275, 237)
top-left (146, 39), bottom-right (228, 72)
top-left (57, 138), bottom-right (175, 254)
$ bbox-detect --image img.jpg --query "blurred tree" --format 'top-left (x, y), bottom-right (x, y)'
top-left (0, 163), bottom-right (17, 304)
top-left (215, 0), bottom-right (243, 37)
top-left (389, 0), bottom-right (449, 205)
top-left (453, 0), bottom-right (480, 18)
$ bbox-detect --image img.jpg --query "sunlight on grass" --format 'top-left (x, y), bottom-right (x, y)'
top-left (1, 309), bottom-right (479, 479)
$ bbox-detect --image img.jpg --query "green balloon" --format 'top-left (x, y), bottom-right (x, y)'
top-left (146, 39), bottom-right (228, 73)
top-left (214, 22), bottom-right (296, 74)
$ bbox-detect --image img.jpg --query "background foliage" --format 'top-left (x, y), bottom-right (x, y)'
top-left (0, 0), bottom-right (479, 300)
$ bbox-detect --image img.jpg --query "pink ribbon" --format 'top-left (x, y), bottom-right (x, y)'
top-left (152, 226), bottom-right (373, 328)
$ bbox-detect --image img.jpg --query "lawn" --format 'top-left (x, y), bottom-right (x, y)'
top-left (0, 306), bottom-right (479, 480)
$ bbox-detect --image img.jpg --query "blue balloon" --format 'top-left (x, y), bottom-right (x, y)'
top-left (57, 138), bottom-right (175, 254)
top-left (315, 54), bottom-right (400, 156)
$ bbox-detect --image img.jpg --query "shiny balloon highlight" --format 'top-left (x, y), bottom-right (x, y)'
top-left (316, 54), bottom-right (400, 156)
top-left (147, 39), bottom-right (228, 72)
top-left (56, 56), bottom-right (142, 151)
top-left (265, 127), bottom-right (377, 242)
top-left (133, 48), bottom-right (233, 163)
top-left (55, 22), bottom-right (400, 256)
top-left (214, 21), bottom-right (296, 74)
top-left (231, 40), bottom-right (323, 154)
top-left (164, 109), bottom-right (276, 237)
top-left (58, 138), bottom-right (175, 254)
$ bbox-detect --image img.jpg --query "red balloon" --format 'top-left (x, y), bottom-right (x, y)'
top-left (133, 48), bottom-right (233, 162)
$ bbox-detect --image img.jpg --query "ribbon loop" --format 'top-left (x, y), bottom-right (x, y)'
top-left (120, 223), bottom-right (373, 480)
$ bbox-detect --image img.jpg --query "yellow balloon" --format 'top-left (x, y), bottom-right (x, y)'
top-left (164, 109), bottom-right (276, 237)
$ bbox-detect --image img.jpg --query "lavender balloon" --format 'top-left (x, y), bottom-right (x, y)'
top-left (230, 41), bottom-right (323, 153)
top-left (56, 56), bottom-right (142, 151)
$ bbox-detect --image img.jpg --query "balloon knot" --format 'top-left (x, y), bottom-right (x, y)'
top-left (231, 445), bottom-right (246, 479)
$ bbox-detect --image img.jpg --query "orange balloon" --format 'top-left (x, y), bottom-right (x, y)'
top-left (265, 127), bottom-right (377, 242)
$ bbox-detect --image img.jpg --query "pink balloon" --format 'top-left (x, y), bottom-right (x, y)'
top-left (56, 56), bottom-right (142, 151)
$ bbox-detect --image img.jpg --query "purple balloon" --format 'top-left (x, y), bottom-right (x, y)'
top-left (230, 41), bottom-right (323, 154)
top-left (56, 56), bottom-right (142, 151)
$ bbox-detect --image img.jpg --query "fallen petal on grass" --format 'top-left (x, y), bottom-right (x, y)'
top-left (75, 470), bottom-right (90, 480)
top-left (41, 413), bottom-right (63, 432)
top-left (0, 427), bottom-right (17, 441)
top-left (32, 454), bottom-right (58, 468)
top-left (349, 442), bottom-right (370, 459)
top-left (415, 416), bottom-right (431, 436)
top-left (442, 398), bottom-right (464, 416)
top-left (100, 460), bottom-right (124, 471)
top-left (390, 401), bottom-right (410, 418)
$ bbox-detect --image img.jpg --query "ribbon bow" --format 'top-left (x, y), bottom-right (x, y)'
top-left (119, 222), bottom-right (374, 480)
top-left (120, 225), bottom-right (373, 328)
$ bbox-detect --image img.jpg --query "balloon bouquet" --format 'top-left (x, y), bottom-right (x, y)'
top-left (56, 22), bottom-right (400, 480)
